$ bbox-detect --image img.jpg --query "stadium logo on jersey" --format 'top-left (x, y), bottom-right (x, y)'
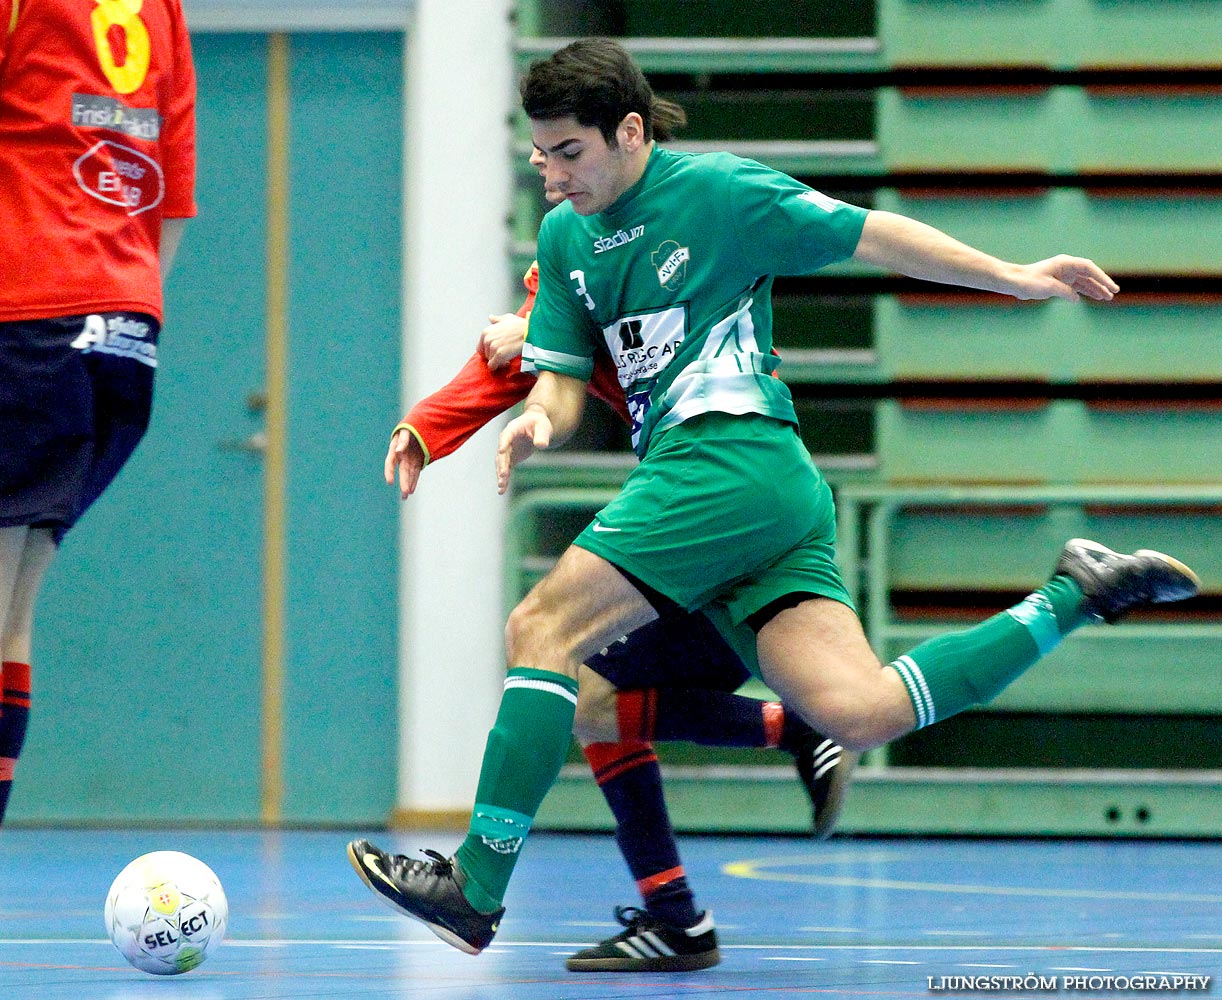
top-left (652, 241), bottom-right (690, 289)
top-left (593, 224), bottom-right (644, 254)
top-left (73, 140), bottom-right (165, 216)
top-left (798, 189), bottom-right (843, 213)
top-left (70, 314), bottom-right (159, 368)
top-left (71, 94), bottom-right (162, 140)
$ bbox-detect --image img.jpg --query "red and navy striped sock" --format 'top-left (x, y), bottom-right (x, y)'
top-left (0, 661), bottom-right (31, 824)
top-left (584, 741), bottom-right (699, 928)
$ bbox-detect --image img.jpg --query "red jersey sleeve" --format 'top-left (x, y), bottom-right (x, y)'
top-left (396, 263), bottom-right (539, 466)
top-left (520, 260), bottom-right (538, 303)
top-left (399, 353), bottom-right (537, 466)
top-left (396, 259), bottom-right (634, 467)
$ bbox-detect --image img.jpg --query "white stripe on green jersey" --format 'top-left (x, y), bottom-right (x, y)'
top-left (522, 146), bottom-right (868, 457)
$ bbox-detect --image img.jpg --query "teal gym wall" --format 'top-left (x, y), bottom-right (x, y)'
top-left (14, 32), bottom-right (404, 826)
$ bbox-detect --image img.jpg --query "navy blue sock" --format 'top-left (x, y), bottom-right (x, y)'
top-left (584, 741), bottom-right (700, 928)
top-left (620, 688), bottom-right (810, 749)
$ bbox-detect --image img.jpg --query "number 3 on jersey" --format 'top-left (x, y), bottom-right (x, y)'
top-left (569, 269), bottom-right (596, 312)
top-left (91, 0), bottom-right (150, 95)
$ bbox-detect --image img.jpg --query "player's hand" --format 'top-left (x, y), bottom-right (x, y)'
top-left (1010, 255), bottom-right (1119, 302)
top-left (385, 427), bottom-right (426, 498)
top-left (496, 408), bottom-right (552, 495)
top-left (479, 313), bottom-right (528, 370)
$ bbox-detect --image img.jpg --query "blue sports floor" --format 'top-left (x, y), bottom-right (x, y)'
top-left (1, 828), bottom-right (1218, 998)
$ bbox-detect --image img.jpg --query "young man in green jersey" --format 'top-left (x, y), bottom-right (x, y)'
top-left (348, 37), bottom-right (1200, 961)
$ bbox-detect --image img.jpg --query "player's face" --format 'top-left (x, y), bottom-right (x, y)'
top-left (529, 115), bottom-right (640, 216)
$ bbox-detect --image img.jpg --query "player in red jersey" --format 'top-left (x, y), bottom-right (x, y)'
top-left (0, 0), bottom-right (197, 822)
top-left (382, 261), bottom-right (855, 971)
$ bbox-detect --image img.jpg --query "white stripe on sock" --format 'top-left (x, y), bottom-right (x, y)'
top-left (892, 655), bottom-right (936, 729)
top-left (889, 657), bottom-right (923, 727)
top-left (901, 655), bottom-right (936, 727)
top-left (502, 676), bottom-right (578, 705)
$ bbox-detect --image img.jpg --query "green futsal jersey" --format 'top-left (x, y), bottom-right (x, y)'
top-left (523, 146), bottom-right (869, 456)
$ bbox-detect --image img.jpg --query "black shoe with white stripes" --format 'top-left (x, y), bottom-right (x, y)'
top-left (565, 906), bottom-right (719, 972)
top-left (793, 733), bottom-right (858, 839)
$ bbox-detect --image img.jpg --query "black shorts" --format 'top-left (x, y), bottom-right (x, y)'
top-left (0, 312), bottom-right (159, 541)
top-left (585, 610), bottom-right (751, 693)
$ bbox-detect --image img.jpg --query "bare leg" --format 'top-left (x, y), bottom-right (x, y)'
top-left (505, 545), bottom-right (657, 678)
top-left (573, 666), bottom-right (618, 741)
top-left (416, 544), bottom-right (661, 916)
top-left (2, 528), bottom-right (56, 662)
top-left (757, 596), bottom-right (916, 752)
top-left (754, 538), bottom-right (1200, 752)
top-left (0, 526), bottom-right (29, 643)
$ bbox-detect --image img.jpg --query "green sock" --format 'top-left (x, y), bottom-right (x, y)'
top-left (891, 575), bottom-right (1088, 729)
top-left (454, 667), bottom-right (578, 912)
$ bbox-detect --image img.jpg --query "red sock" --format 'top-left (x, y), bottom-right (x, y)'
top-left (0, 661), bottom-right (31, 823)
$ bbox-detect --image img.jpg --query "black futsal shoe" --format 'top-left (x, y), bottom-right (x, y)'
top-left (793, 734), bottom-right (858, 839)
top-left (346, 839), bottom-right (503, 955)
top-left (566, 906), bottom-right (720, 972)
top-left (1054, 538), bottom-right (1201, 624)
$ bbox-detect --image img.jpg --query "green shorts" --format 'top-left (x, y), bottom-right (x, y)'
top-left (575, 412), bottom-right (854, 656)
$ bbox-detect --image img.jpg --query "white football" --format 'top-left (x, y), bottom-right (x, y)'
top-left (104, 850), bottom-right (228, 975)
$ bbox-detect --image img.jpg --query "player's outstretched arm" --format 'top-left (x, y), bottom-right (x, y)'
top-left (496, 370), bottom-right (587, 495)
top-left (852, 210), bottom-right (1119, 302)
top-left (386, 349), bottom-right (539, 498)
top-left (383, 268), bottom-right (541, 498)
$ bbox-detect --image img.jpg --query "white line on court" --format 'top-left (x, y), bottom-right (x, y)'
top-left (2, 940), bottom-right (1220, 955)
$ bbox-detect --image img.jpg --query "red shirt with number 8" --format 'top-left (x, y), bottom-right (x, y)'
top-left (0, 0), bottom-right (196, 323)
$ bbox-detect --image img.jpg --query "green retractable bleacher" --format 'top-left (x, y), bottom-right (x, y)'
top-left (509, 0), bottom-right (1222, 837)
